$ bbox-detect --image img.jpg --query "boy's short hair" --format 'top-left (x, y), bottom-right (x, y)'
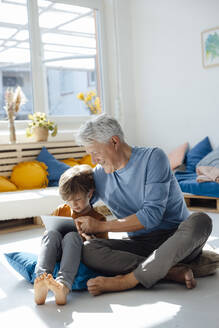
top-left (59, 164), bottom-right (94, 201)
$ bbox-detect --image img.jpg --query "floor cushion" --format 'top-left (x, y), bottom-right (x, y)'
top-left (189, 250), bottom-right (219, 277)
top-left (4, 252), bottom-right (100, 290)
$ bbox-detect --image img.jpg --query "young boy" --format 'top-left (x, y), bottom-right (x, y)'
top-left (34, 165), bottom-right (107, 305)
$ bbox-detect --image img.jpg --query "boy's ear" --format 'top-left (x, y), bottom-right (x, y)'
top-left (88, 189), bottom-right (94, 199)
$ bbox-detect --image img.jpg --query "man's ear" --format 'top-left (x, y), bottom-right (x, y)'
top-left (111, 136), bottom-right (120, 149)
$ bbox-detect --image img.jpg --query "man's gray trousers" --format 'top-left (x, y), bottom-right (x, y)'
top-left (82, 212), bottom-right (212, 288)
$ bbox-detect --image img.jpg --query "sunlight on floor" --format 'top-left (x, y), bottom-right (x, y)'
top-left (0, 306), bottom-right (48, 328)
top-left (110, 301), bottom-right (181, 328)
top-left (70, 301), bottom-right (181, 328)
top-left (0, 288), bottom-right (6, 300)
top-left (1, 216), bottom-right (219, 328)
top-left (208, 235), bottom-right (219, 242)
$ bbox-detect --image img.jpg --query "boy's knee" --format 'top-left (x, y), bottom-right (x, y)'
top-left (41, 230), bottom-right (62, 248)
top-left (43, 230), bottom-right (62, 241)
top-left (63, 231), bottom-right (82, 246)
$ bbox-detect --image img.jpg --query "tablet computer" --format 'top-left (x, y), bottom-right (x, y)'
top-left (41, 215), bottom-right (77, 235)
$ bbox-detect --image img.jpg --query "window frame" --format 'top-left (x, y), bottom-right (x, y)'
top-left (0, 0), bottom-right (109, 134)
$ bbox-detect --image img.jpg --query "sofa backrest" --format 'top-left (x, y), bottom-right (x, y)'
top-left (0, 140), bottom-right (86, 177)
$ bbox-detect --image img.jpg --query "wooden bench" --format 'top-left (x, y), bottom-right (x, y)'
top-left (0, 140), bottom-right (86, 178)
top-left (0, 140), bottom-right (86, 231)
top-left (0, 140), bottom-right (111, 233)
top-left (184, 193), bottom-right (219, 213)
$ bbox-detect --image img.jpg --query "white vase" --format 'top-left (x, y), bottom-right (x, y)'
top-left (33, 127), bottom-right (49, 142)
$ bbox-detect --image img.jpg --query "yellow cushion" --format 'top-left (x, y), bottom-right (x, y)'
top-left (79, 154), bottom-right (96, 168)
top-left (61, 158), bottom-right (79, 167)
top-left (0, 176), bottom-right (17, 192)
top-left (11, 161), bottom-right (48, 190)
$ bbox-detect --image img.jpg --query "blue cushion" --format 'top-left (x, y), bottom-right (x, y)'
top-left (186, 137), bottom-right (212, 172)
top-left (36, 147), bottom-right (70, 186)
top-left (48, 180), bottom-right (59, 187)
top-left (4, 252), bottom-right (100, 290)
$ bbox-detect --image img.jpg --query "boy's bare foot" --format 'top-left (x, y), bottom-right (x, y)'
top-left (165, 265), bottom-right (197, 289)
top-left (87, 272), bottom-right (139, 296)
top-left (46, 274), bottom-right (70, 305)
top-left (34, 273), bottom-right (49, 305)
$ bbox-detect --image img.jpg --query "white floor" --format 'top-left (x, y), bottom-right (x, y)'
top-left (1, 213), bottom-right (219, 328)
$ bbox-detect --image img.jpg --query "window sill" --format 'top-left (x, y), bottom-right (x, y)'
top-left (0, 129), bottom-right (78, 144)
top-left (0, 115), bottom-right (92, 144)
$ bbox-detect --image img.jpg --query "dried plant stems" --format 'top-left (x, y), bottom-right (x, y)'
top-left (7, 105), bottom-right (16, 143)
top-left (4, 87), bottom-right (26, 144)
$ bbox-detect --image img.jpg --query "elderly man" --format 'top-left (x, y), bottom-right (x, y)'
top-left (75, 114), bottom-right (212, 296)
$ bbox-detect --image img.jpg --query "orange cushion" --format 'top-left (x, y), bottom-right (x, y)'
top-left (168, 142), bottom-right (189, 170)
top-left (11, 161), bottom-right (48, 190)
top-left (0, 176), bottom-right (17, 192)
top-left (79, 154), bottom-right (96, 168)
top-left (61, 158), bottom-right (79, 167)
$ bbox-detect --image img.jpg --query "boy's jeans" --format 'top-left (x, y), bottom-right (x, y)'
top-left (35, 230), bottom-right (83, 290)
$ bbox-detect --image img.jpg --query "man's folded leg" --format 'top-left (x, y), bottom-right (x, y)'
top-left (82, 228), bottom-right (176, 275)
top-left (134, 212), bottom-right (212, 288)
top-left (82, 238), bottom-right (145, 275)
top-left (82, 212), bottom-right (212, 294)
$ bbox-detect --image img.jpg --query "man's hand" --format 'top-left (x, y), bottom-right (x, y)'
top-left (75, 216), bottom-right (104, 235)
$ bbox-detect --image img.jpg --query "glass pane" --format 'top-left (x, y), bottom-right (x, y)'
top-left (38, 1), bottom-right (102, 117)
top-left (0, 0), bottom-right (33, 120)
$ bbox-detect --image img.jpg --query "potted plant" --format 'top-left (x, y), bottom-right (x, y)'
top-left (26, 112), bottom-right (58, 142)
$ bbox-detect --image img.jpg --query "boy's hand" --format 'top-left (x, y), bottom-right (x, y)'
top-left (81, 233), bottom-right (96, 241)
top-left (75, 216), bottom-right (103, 234)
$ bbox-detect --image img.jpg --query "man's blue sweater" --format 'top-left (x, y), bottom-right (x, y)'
top-left (92, 146), bottom-right (189, 237)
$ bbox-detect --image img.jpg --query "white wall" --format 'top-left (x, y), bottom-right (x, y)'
top-left (103, 0), bottom-right (137, 145)
top-left (128, 0), bottom-right (219, 152)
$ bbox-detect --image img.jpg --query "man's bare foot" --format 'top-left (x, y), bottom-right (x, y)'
top-left (34, 273), bottom-right (49, 305)
top-left (45, 274), bottom-right (70, 305)
top-left (87, 272), bottom-right (139, 296)
top-left (165, 265), bottom-right (197, 289)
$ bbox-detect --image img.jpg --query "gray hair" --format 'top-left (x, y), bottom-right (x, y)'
top-left (76, 114), bottom-right (125, 145)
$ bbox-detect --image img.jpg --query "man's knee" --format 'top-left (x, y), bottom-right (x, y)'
top-left (83, 239), bottom-right (103, 254)
top-left (82, 239), bottom-right (104, 266)
top-left (181, 212), bottom-right (212, 238)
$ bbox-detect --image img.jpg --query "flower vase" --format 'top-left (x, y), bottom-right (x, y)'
top-left (33, 127), bottom-right (48, 142)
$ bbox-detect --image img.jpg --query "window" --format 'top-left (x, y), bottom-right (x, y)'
top-left (0, 0), bottom-right (104, 121)
top-left (0, 0), bottom-right (33, 120)
top-left (87, 70), bottom-right (96, 87)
